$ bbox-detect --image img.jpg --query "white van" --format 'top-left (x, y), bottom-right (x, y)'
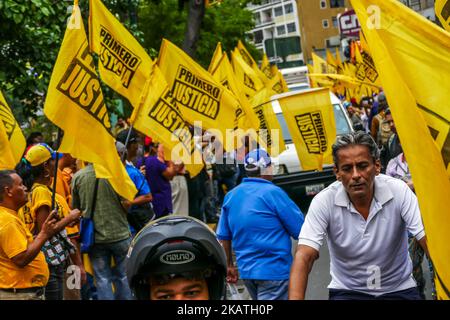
top-left (270, 88), bottom-right (353, 175)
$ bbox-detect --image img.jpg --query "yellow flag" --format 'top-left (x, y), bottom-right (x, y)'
top-left (326, 49), bottom-right (337, 74)
top-left (131, 65), bottom-right (204, 177)
top-left (236, 40), bottom-right (258, 71)
top-left (0, 91), bottom-right (26, 169)
top-left (260, 54), bottom-right (273, 80)
top-left (211, 54), bottom-right (260, 131)
top-left (335, 47), bottom-right (343, 72)
top-left (277, 88), bottom-right (335, 171)
top-left (231, 50), bottom-right (265, 98)
top-left (235, 42), bottom-right (268, 83)
top-left (353, 0), bottom-right (450, 299)
top-left (44, 2), bottom-right (137, 201)
top-left (250, 80), bottom-right (286, 157)
top-left (157, 39), bottom-right (240, 151)
top-left (436, 0), bottom-right (450, 31)
top-left (208, 42), bottom-right (223, 73)
top-left (89, 0), bottom-right (153, 110)
top-left (307, 64), bottom-right (317, 88)
top-left (354, 41), bottom-right (381, 92)
top-left (312, 52), bottom-right (328, 75)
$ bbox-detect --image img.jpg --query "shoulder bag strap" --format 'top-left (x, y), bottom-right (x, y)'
top-left (90, 178), bottom-right (100, 219)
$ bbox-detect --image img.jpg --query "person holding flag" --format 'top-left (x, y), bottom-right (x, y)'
top-left (15, 144), bottom-right (85, 300)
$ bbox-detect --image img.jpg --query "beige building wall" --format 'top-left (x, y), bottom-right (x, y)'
top-left (297, 0), bottom-right (352, 64)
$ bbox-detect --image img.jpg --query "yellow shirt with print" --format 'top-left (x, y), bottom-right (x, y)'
top-left (0, 206), bottom-right (49, 288)
top-left (18, 183), bottom-right (79, 237)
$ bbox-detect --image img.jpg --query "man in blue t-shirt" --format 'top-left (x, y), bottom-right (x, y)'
top-left (216, 149), bottom-right (304, 300)
top-left (116, 130), bottom-right (153, 234)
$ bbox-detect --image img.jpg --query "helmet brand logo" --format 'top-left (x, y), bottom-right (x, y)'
top-left (160, 250), bottom-right (195, 265)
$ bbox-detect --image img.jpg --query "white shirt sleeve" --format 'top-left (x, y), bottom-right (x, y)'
top-left (400, 183), bottom-right (425, 240)
top-left (298, 192), bottom-right (330, 251)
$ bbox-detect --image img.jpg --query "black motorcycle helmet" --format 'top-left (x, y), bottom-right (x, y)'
top-left (126, 215), bottom-right (227, 300)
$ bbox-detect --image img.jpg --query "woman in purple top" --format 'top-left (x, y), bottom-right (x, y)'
top-left (137, 143), bottom-right (176, 218)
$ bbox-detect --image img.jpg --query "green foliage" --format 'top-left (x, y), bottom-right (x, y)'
top-left (138, 0), bottom-right (260, 68)
top-left (1, 0), bottom-right (259, 127)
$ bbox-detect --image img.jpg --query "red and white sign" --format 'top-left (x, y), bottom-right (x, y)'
top-left (338, 9), bottom-right (361, 37)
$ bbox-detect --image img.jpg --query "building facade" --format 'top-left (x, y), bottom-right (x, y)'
top-left (247, 0), bottom-right (303, 68)
top-left (296, 0), bottom-right (352, 64)
top-left (399, 0), bottom-right (436, 21)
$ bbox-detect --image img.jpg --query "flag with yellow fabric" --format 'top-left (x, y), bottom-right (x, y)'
top-left (208, 42), bottom-right (223, 73)
top-left (335, 47), bottom-right (343, 73)
top-left (312, 52), bottom-right (328, 75)
top-left (89, 0), bottom-right (153, 110)
top-left (236, 40), bottom-right (258, 72)
top-left (250, 79), bottom-right (285, 157)
top-left (130, 64), bottom-right (204, 177)
top-left (307, 64), bottom-right (317, 88)
top-left (352, 0), bottom-right (450, 299)
top-left (436, 0), bottom-right (450, 31)
top-left (0, 91), bottom-right (26, 169)
top-left (277, 88), bottom-right (335, 171)
top-left (235, 41), bottom-right (268, 83)
top-left (354, 40), bottom-right (381, 93)
top-left (210, 53), bottom-right (260, 131)
top-left (260, 54), bottom-right (273, 80)
top-left (43, 1), bottom-right (137, 201)
top-left (326, 49), bottom-right (337, 74)
top-left (231, 50), bottom-right (265, 98)
top-left (157, 39), bottom-right (240, 151)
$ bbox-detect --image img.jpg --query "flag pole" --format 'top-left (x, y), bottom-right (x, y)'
top-left (51, 128), bottom-right (62, 211)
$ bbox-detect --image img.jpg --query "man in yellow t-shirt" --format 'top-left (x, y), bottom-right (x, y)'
top-left (0, 170), bottom-right (58, 300)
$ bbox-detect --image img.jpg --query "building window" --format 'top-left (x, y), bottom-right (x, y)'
top-left (320, 0), bottom-right (327, 9)
top-left (285, 3), bottom-right (293, 14)
top-left (262, 9), bottom-right (272, 23)
top-left (254, 30), bottom-right (264, 44)
top-left (254, 12), bottom-right (261, 26)
top-left (274, 6), bottom-right (283, 17)
top-left (332, 16), bottom-right (338, 28)
top-left (330, 0), bottom-right (345, 8)
top-left (277, 25), bottom-right (286, 36)
top-left (322, 19), bottom-right (329, 28)
top-left (287, 22), bottom-right (296, 33)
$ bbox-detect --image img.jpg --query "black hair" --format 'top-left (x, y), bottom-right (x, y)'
top-left (0, 170), bottom-right (15, 202)
top-left (15, 159), bottom-right (44, 190)
top-left (116, 129), bottom-right (139, 148)
top-left (332, 131), bottom-right (380, 167)
top-left (26, 132), bottom-right (43, 147)
top-left (245, 165), bottom-right (261, 177)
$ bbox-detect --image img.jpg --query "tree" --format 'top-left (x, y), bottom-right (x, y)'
top-left (1, 0), bottom-right (260, 124)
top-left (0, 0), bottom-right (143, 121)
top-left (138, 0), bottom-right (260, 68)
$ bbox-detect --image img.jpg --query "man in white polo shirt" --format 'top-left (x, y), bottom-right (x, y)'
top-left (289, 131), bottom-right (428, 300)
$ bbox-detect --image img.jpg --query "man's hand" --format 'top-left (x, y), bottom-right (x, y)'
top-left (121, 199), bottom-right (132, 211)
top-left (226, 266), bottom-right (239, 284)
top-left (40, 210), bottom-right (59, 239)
top-left (139, 165), bottom-right (146, 176)
top-left (66, 209), bottom-right (82, 227)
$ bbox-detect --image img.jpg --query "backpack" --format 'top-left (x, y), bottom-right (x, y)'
top-left (375, 114), bottom-right (392, 146)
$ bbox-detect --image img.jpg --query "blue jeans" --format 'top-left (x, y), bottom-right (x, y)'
top-left (329, 287), bottom-right (422, 300)
top-left (45, 264), bottom-right (66, 300)
top-left (243, 279), bottom-right (289, 300)
top-left (88, 237), bottom-right (132, 300)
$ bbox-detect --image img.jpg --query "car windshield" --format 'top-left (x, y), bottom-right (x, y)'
top-left (276, 103), bottom-right (352, 144)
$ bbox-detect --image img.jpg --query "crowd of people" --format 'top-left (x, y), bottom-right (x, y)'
top-left (0, 91), bottom-right (437, 300)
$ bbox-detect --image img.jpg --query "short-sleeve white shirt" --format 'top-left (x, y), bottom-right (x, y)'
top-left (298, 174), bottom-right (425, 296)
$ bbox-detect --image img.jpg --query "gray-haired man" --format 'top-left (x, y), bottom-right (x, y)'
top-left (289, 131), bottom-right (428, 300)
